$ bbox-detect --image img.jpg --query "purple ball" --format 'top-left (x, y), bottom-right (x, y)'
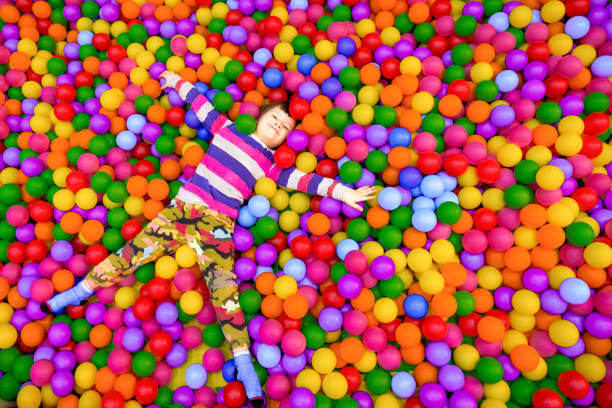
top-left (21, 157), bottom-right (43, 177)
top-left (289, 387), bottom-right (315, 408)
top-left (522, 268), bottom-right (549, 292)
top-left (281, 353), bottom-right (307, 375)
top-left (85, 302), bottom-right (106, 326)
top-left (498, 354), bottom-right (520, 381)
top-left (233, 225), bottom-right (254, 252)
top-left (438, 364), bottom-right (465, 392)
top-left (166, 343), bottom-right (188, 367)
top-left (558, 337), bottom-right (585, 357)
top-left (505, 49), bottom-right (528, 71)
top-left (337, 274), bottom-right (362, 299)
top-left (156, 302), bottom-right (178, 325)
top-left (48, 322), bottom-right (71, 347)
top-left (541, 289), bottom-right (568, 314)
top-left (255, 243), bottom-right (277, 266)
top-left (370, 255), bottom-right (395, 280)
top-left (449, 390), bottom-right (478, 408)
top-left (318, 307), bottom-right (343, 332)
top-left (235, 257), bottom-right (256, 281)
top-left (353, 391), bottom-right (373, 408)
top-left (584, 312), bottom-right (612, 338)
top-left (366, 125), bottom-right (388, 147)
top-left (50, 240), bottom-right (74, 263)
top-left (425, 342), bottom-right (451, 367)
top-left (494, 287), bottom-right (515, 311)
top-left (123, 327), bottom-right (146, 352)
top-left (53, 350), bottom-right (77, 372)
top-left (173, 386), bottom-right (194, 407)
top-left (420, 382), bottom-right (447, 408)
top-left (51, 370), bottom-right (74, 397)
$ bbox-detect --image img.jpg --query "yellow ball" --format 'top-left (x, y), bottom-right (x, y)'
top-left (525, 145), bottom-right (553, 166)
top-left (373, 298), bottom-right (398, 323)
top-left (574, 354), bottom-right (606, 383)
top-left (115, 287), bottom-right (137, 309)
top-left (322, 372), bottom-right (348, 400)
top-left (411, 92), bottom-right (434, 114)
top-left (458, 186), bottom-right (482, 210)
top-left (549, 33), bottom-right (573, 56)
top-left (23, 81), bottom-right (42, 99)
top-left (386, 249), bottom-right (407, 272)
top-left (557, 116), bottom-right (584, 135)
top-left (406, 248), bottom-right (432, 272)
top-left (355, 19), bottom-right (376, 38)
top-left (400, 56), bottom-right (422, 75)
top-left (453, 344), bottom-right (480, 371)
top-left (187, 34), bottom-right (206, 54)
top-left (0, 303), bottom-right (14, 324)
top-left (536, 165), bottom-right (564, 190)
top-left (480, 399), bottom-right (506, 408)
top-left (430, 240), bottom-right (455, 264)
top-left (288, 192), bottom-right (311, 213)
top-left (482, 188), bottom-right (505, 211)
top-left (419, 271), bottom-right (445, 295)
top-left (135, 51), bottom-right (155, 69)
top-left (358, 85), bottom-right (380, 106)
top-left (17, 385), bottom-right (42, 408)
top-left (484, 381), bottom-right (510, 402)
top-left (53, 189), bottom-right (76, 212)
top-left (100, 89), bottom-right (122, 110)
top-left (509, 5), bottom-right (532, 28)
top-left (254, 178), bottom-right (277, 199)
top-left (584, 242), bottom-right (612, 268)
top-left (477, 266), bottom-right (502, 290)
top-left (457, 166), bottom-right (478, 187)
top-left (548, 265), bottom-right (576, 289)
top-left (549, 319), bottom-right (579, 347)
top-left (295, 152), bottom-right (317, 173)
top-left (514, 227), bottom-right (537, 249)
top-left (75, 188), bottom-right (98, 210)
top-left (509, 311), bottom-right (536, 332)
top-left (555, 134), bottom-right (583, 156)
top-left (512, 290), bottom-right (540, 315)
top-left (30, 115), bottom-right (52, 133)
top-left (470, 62), bottom-right (494, 83)
top-left (541, 0), bottom-right (565, 23)
top-left (273, 42), bottom-right (294, 64)
top-left (497, 143), bottom-right (523, 167)
top-left (124, 196), bottom-right (144, 216)
top-left (279, 210), bottom-right (300, 232)
top-left (363, 241), bottom-right (384, 263)
top-left (375, 394), bottom-right (400, 408)
top-left (176, 245), bottom-right (197, 268)
top-left (501, 330), bottom-right (528, 354)
top-left (522, 357), bottom-right (547, 381)
top-left (274, 275), bottom-right (298, 299)
top-left (18, 39), bottom-right (38, 56)
top-left (352, 104), bottom-right (374, 125)
top-left (80, 390), bottom-right (102, 408)
top-left (180, 290), bottom-right (204, 315)
top-left (156, 255), bottom-right (178, 279)
top-left (296, 368), bottom-right (322, 394)
top-left (381, 27), bottom-right (401, 46)
top-left (547, 202), bottom-right (575, 227)
top-left (74, 362), bottom-right (97, 390)
top-left (572, 44), bottom-right (596, 66)
top-left (0, 323), bottom-right (17, 348)
top-left (312, 348), bottom-right (336, 374)
top-left (314, 40), bottom-right (335, 61)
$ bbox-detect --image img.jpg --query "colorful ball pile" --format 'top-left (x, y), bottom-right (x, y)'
top-left (0, 0), bottom-right (611, 407)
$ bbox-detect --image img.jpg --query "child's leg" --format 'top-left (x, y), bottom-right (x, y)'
top-left (45, 201), bottom-right (187, 313)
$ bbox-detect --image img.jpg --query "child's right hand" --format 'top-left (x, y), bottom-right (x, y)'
top-left (159, 70), bottom-right (176, 90)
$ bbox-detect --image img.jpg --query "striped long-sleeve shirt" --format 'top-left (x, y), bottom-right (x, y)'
top-left (166, 74), bottom-right (351, 219)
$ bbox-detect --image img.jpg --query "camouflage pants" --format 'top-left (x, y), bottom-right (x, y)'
top-left (84, 199), bottom-right (249, 351)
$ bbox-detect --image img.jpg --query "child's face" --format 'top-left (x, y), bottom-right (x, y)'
top-left (254, 107), bottom-right (296, 149)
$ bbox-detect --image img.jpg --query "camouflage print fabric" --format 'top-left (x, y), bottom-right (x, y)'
top-left (84, 199), bottom-right (249, 351)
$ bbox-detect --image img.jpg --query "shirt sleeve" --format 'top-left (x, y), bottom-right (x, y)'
top-left (165, 73), bottom-right (232, 134)
top-left (267, 164), bottom-right (352, 202)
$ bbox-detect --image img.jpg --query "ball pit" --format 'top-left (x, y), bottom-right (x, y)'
top-left (0, 0), bottom-right (612, 407)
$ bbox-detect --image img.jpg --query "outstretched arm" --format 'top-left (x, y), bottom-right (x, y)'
top-left (269, 165), bottom-right (377, 211)
top-left (160, 70), bottom-right (232, 134)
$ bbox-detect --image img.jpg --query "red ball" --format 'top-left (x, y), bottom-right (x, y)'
top-left (311, 31), bottom-right (328, 44)
top-left (66, 171), bottom-right (88, 192)
top-left (53, 102), bottom-right (75, 121)
top-left (340, 366), bottom-right (362, 392)
top-left (71, 235), bottom-right (88, 254)
top-left (421, 316), bottom-right (448, 341)
top-left (278, 313), bottom-right (301, 331)
top-left (148, 277), bottom-right (171, 300)
top-left (472, 208), bottom-right (498, 231)
top-left (149, 330), bottom-right (173, 356)
top-left (274, 144), bottom-right (296, 168)
top-left (443, 153), bottom-right (469, 176)
top-left (557, 370), bottom-right (590, 399)
top-left (362, 33), bottom-right (382, 51)
top-left (476, 159), bottom-right (501, 184)
top-left (289, 236), bottom-right (312, 259)
top-left (565, 0), bottom-right (590, 16)
top-left (532, 389), bottom-right (563, 408)
top-left (166, 106), bottom-right (185, 127)
top-left (134, 160), bottom-right (155, 177)
top-left (28, 201), bottom-right (53, 222)
top-left (571, 187), bottom-right (598, 211)
top-left (316, 159), bottom-right (338, 179)
top-left (381, 57), bottom-right (401, 79)
top-left (264, 16), bottom-right (283, 35)
top-left (322, 284), bottom-right (346, 308)
top-left (288, 97), bottom-right (310, 120)
top-left (133, 297), bottom-right (156, 321)
top-left (427, 35), bottom-right (449, 56)
top-left (431, 0), bottom-right (451, 17)
top-left (66, 304), bottom-right (87, 320)
top-left (526, 42), bottom-right (550, 62)
top-left (417, 152), bottom-right (442, 174)
top-left (235, 50), bottom-right (252, 66)
top-left (447, 80), bottom-right (471, 101)
top-left (265, 58), bottom-right (285, 71)
top-left (206, 33), bottom-right (223, 50)
top-left (458, 313), bottom-right (481, 337)
top-left (544, 76), bottom-right (568, 99)
top-left (121, 220), bottom-right (142, 240)
top-left (26, 69), bottom-right (42, 83)
top-left (7, 242), bottom-right (27, 264)
top-left (133, 142), bottom-right (152, 159)
top-left (267, 231), bottom-right (287, 253)
top-left (268, 88), bottom-right (288, 102)
top-left (36, 17), bottom-right (51, 35)
top-left (579, 135), bottom-right (603, 158)
top-left (447, 34), bottom-right (466, 48)
top-left (584, 112), bottom-right (609, 135)
top-left (55, 83), bottom-right (77, 103)
top-left (595, 384), bottom-right (612, 408)
top-left (352, 47), bottom-right (373, 67)
top-left (74, 71), bottom-right (94, 88)
top-left (297, 22), bottom-right (316, 37)
top-left (92, 33), bottom-right (111, 51)
top-left (405, 396), bottom-right (426, 408)
top-left (223, 381), bottom-right (247, 408)
top-left (237, 71), bottom-right (258, 92)
top-left (101, 391), bottom-right (125, 408)
top-left (86, 244), bottom-right (108, 265)
top-left (26, 239), bottom-right (48, 262)
top-left (310, 196), bottom-right (322, 213)
top-left (313, 237), bottom-right (335, 260)
top-left (107, 44), bottom-right (127, 63)
top-left (15, 0), bottom-right (32, 13)
top-left (134, 377), bottom-right (158, 404)
top-left (225, 10), bottom-right (243, 25)
top-left (380, 318), bottom-right (401, 342)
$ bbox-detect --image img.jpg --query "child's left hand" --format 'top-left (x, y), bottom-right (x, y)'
top-left (343, 186), bottom-right (378, 211)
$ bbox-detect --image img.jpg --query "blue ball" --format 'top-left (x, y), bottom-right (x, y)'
top-left (336, 238), bottom-right (359, 260)
top-left (196, 126), bottom-right (212, 140)
top-left (247, 195), bottom-right (270, 218)
top-left (77, 30), bottom-right (94, 45)
top-left (238, 206), bottom-right (257, 227)
top-left (116, 130), bottom-right (137, 150)
top-left (321, 77), bottom-right (343, 99)
top-left (389, 127), bottom-right (412, 147)
top-left (559, 278), bottom-right (591, 305)
top-left (186, 110), bottom-right (202, 129)
top-left (438, 171), bottom-right (458, 191)
top-left (222, 359), bottom-right (237, 382)
top-left (126, 114), bottom-right (146, 134)
top-left (263, 68), bottom-right (283, 88)
top-left (185, 364), bottom-right (207, 389)
top-left (435, 191), bottom-right (459, 207)
top-left (253, 48), bottom-right (273, 66)
top-left (284, 258), bottom-right (306, 281)
top-left (194, 82), bottom-right (209, 94)
top-left (378, 187), bottom-right (402, 211)
top-left (257, 344), bottom-right (282, 368)
top-left (297, 54), bottom-right (318, 75)
top-left (337, 37), bottom-right (357, 57)
top-left (495, 70), bottom-right (519, 92)
top-left (399, 167), bottom-right (422, 189)
top-left (420, 175), bottom-right (445, 198)
top-left (565, 16), bottom-right (590, 39)
top-left (289, 0), bottom-right (309, 10)
top-left (392, 372), bottom-right (416, 398)
top-left (412, 196), bottom-right (436, 212)
top-left (488, 12), bottom-right (509, 32)
top-left (412, 209), bottom-right (437, 232)
top-left (404, 293), bottom-right (429, 319)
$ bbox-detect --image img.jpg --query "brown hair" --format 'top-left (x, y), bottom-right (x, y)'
top-left (259, 101), bottom-right (290, 117)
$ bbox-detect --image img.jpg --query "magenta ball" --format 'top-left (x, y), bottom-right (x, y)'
top-left (370, 255), bottom-right (395, 280)
top-left (344, 250), bottom-right (369, 275)
top-left (343, 309), bottom-right (367, 335)
top-left (362, 326), bottom-right (387, 352)
top-left (337, 273), bottom-right (362, 299)
top-left (259, 318), bottom-right (284, 345)
top-left (280, 330), bottom-right (306, 356)
top-left (266, 374), bottom-right (291, 400)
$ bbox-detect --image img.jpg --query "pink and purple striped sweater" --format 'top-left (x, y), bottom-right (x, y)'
top-left (166, 74), bottom-right (351, 219)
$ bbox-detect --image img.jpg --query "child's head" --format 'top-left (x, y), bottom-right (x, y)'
top-left (254, 101), bottom-right (296, 149)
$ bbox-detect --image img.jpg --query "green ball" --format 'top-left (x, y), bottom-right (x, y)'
top-left (455, 15), bottom-right (478, 36)
top-left (135, 263), bottom-right (155, 283)
top-left (89, 135), bottom-right (111, 156)
top-left (584, 92), bottom-right (610, 114)
top-left (326, 108), bottom-right (348, 130)
top-left (212, 91), bottom-right (233, 112)
top-left (155, 135), bottom-right (175, 156)
top-left (379, 225), bottom-right (402, 249)
top-left (132, 351), bottom-right (156, 377)
top-left (504, 184), bottom-right (534, 209)
top-left (565, 222), bottom-right (595, 247)
top-left (135, 94), bottom-right (155, 114)
top-left (202, 323), bottom-right (225, 347)
top-left (92, 349), bottom-right (111, 370)
top-left (395, 13), bottom-right (415, 33)
top-left (0, 373), bottom-right (20, 401)
top-left (514, 160), bottom-right (539, 184)
top-left (444, 65), bottom-right (467, 83)
top-left (346, 218), bottom-right (370, 242)
top-left (155, 387), bottom-right (173, 408)
top-left (507, 27), bottom-right (525, 48)
top-left (390, 206), bottom-right (412, 229)
top-left (335, 397), bottom-right (359, 408)
top-left (365, 150), bottom-right (388, 173)
top-left (0, 220), bottom-right (16, 241)
top-left (12, 355), bottom-right (33, 382)
top-left (331, 262), bottom-right (348, 283)
top-left (339, 66), bottom-right (361, 88)
top-left (379, 275), bottom-right (404, 298)
top-left (454, 290), bottom-right (475, 316)
top-left (0, 184), bottom-right (21, 205)
top-left (70, 319), bottom-right (92, 343)
top-left (107, 209), bottom-right (129, 230)
top-left (78, 44), bottom-right (98, 60)
top-left (483, 0), bottom-right (503, 15)
top-left (475, 356), bottom-right (504, 384)
top-left (0, 348), bottom-right (19, 373)
top-left (538, 378), bottom-right (565, 402)
top-left (210, 72), bottom-right (230, 90)
top-left (365, 368), bottom-right (391, 395)
top-left (239, 289), bottom-right (262, 314)
top-left (76, 87), bottom-right (95, 104)
top-left (208, 17), bottom-right (226, 34)
top-left (451, 43), bottom-right (474, 66)
top-left (292, 35), bottom-right (311, 54)
top-left (81, 1), bottom-right (100, 18)
top-left (106, 181), bottom-right (128, 203)
top-left (223, 60), bottom-right (244, 81)
top-left (255, 216), bottom-right (278, 240)
top-left (455, 117), bottom-right (476, 135)
top-left (155, 45), bottom-right (172, 63)
top-left (315, 394), bottom-right (333, 408)
top-left (53, 224), bottom-right (74, 241)
top-left (103, 229), bottom-right (124, 252)
top-left (67, 146), bottom-right (86, 166)
top-left (90, 172), bottom-right (112, 193)
top-left (128, 24), bottom-right (148, 43)
top-left (47, 57), bottom-right (67, 76)
top-left (546, 355), bottom-right (574, 379)
top-left (421, 113), bottom-right (445, 135)
top-left (302, 324), bottom-right (326, 349)
top-left (536, 101), bottom-right (562, 124)
top-left (235, 114), bottom-right (257, 135)
top-left (475, 80), bottom-right (499, 102)
top-left (38, 36), bottom-right (56, 52)
top-left (25, 177), bottom-right (48, 197)
top-left (414, 23), bottom-right (435, 43)
top-left (339, 161), bottom-right (362, 184)
top-left (510, 377), bottom-right (537, 406)
top-left (436, 201), bottom-right (462, 225)
top-left (374, 105), bottom-right (397, 127)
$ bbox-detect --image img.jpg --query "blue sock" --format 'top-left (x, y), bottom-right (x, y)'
top-left (46, 280), bottom-right (94, 314)
top-left (234, 351), bottom-right (263, 400)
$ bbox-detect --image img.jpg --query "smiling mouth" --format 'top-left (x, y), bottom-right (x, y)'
top-left (269, 124), bottom-right (279, 135)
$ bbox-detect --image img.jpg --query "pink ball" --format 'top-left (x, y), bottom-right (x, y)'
top-left (141, 319), bottom-right (160, 337)
top-left (360, 271), bottom-right (378, 289)
top-left (443, 125), bottom-right (467, 147)
top-left (463, 141), bottom-right (487, 164)
top-left (97, 286), bottom-right (118, 305)
top-left (118, 273), bottom-right (136, 287)
top-left (124, 84), bottom-right (142, 101)
top-left (5, 69), bottom-right (26, 86)
top-left (114, 161), bottom-right (134, 181)
top-left (106, 148), bottom-right (127, 166)
top-left (108, 347), bottom-right (132, 375)
top-left (65, 254), bottom-right (89, 277)
top-left (475, 338), bottom-right (502, 357)
top-left (463, 375), bottom-right (484, 400)
top-left (306, 4), bottom-right (325, 22)
top-left (6, 205), bottom-right (29, 227)
top-left (525, 22), bottom-right (549, 43)
top-left (140, 2), bottom-right (155, 17)
top-left (513, 99), bottom-right (536, 121)
top-left (556, 55), bottom-right (583, 78)
top-left (344, 250), bottom-right (368, 275)
top-left (262, 35), bottom-right (280, 51)
top-left (428, 223), bottom-right (451, 240)
top-left (420, 76), bottom-right (442, 95)
top-left (497, 208), bottom-right (521, 230)
top-left (535, 188), bottom-right (562, 206)
top-left (118, 101), bottom-right (137, 118)
top-left (559, 244), bottom-right (585, 268)
top-left (378, 345), bottom-right (402, 370)
top-left (422, 56), bottom-right (443, 76)
top-left (413, 132), bottom-right (437, 154)
top-left (529, 330), bottom-right (558, 358)
top-left (113, 326), bottom-right (127, 349)
top-left (29, 133), bottom-right (50, 152)
top-left (443, 323), bottom-right (463, 348)
top-left (343, 309), bottom-right (367, 335)
top-left (30, 278), bottom-right (54, 302)
top-left (266, 374), bottom-right (291, 400)
top-left (1, 263), bottom-right (21, 285)
top-left (281, 330), bottom-right (306, 356)
top-left (152, 361), bottom-right (172, 386)
top-left (346, 139), bottom-right (369, 162)
top-left (259, 319), bottom-right (284, 345)
top-left (181, 326), bottom-right (202, 349)
top-left (202, 348), bottom-right (225, 372)
top-left (174, 268), bottom-right (197, 292)
top-left (118, 58), bottom-right (137, 75)
top-left (487, 227), bottom-right (514, 252)
top-left (305, 259), bottom-right (329, 283)
top-left (492, 32), bottom-right (515, 53)
top-left (435, 16), bottom-right (455, 36)
top-left (98, 60), bottom-right (118, 78)
top-left (308, 133), bottom-right (327, 156)
top-left (594, 289), bottom-right (612, 316)
top-left (74, 341), bottom-right (96, 363)
top-left (195, 387), bottom-right (217, 408)
top-left (457, 270), bottom-right (478, 292)
top-left (506, 125), bottom-right (532, 147)
top-left (334, 91), bottom-right (356, 111)
top-left (568, 154), bottom-right (594, 178)
top-left (362, 326), bottom-right (387, 352)
top-left (297, 285), bottom-right (318, 309)
top-left (196, 302), bottom-right (217, 325)
top-left (328, 22), bottom-right (347, 42)
top-left (239, 100), bottom-right (259, 116)
top-left (493, 168), bottom-right (517, 190)
top-left (77, 153), bottom-right (100, 174)
top-left (31, 359), bottom-right (55, 386)
top-left (104, 307), bottom-right (124, 330)
top-left (473, 24), bottom-right (495, 43)
top-left (462, 230), bottom-right (488, 254)
top-left (585, 173), bottom-right (611, 195)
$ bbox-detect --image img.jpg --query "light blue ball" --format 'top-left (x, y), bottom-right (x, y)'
top-left (77, 30), bottom-right (94, 46)
top-left (591, 56), bottom-right (612, 77)
top-left (284, 258), bottom-right (306, 281)
top-left (495, 70), bottom-right (520, 92)
top-left (435, 191), bottom-right (459, 207)
top-left (257, 344), bottom-right (282, 368)
top-left (559, 277), bottom-right (591, 305)
top-left (412, 196), bottom-right (436, 212)
top-left (438, 171), bottom-right (458, 191)
top-left (412, 209), bottom-right (437, 232)
top-left (253, 48), bottom-right (273, 66)
top-left (248, 195), bottom-right (270, 218)
top-left (378, 187), bottom-right (402, 211)
top-left (238, 206), bottom-right (257, 227)
top-left (116, 130), bottom-right (137, 150)
top-left (126, 114), bottom-right (146, 134)
top-left (489, 12), bottom-right (509, 32)
top-left (565, 16), bottom-right (590, 39)
top-left (420, 175), bottom-right (445, 198)
top-left (185, 364), bottom-right (208, 389)
top-left (391, 372), bottom-right (416, 398)
top-left (263, 68), bottom-right (283, 89)
top-left (289, 0), bottom-right (309, 10)
top-left (336, 238), bottom-right (359, 260)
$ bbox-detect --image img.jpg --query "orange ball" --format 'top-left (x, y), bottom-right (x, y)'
top-left (380, 85), bottom-right (403, 107)
top-left (283, 293), bottom-right (308, 319)
top-left (21, 322), bottom-right (45, 347)
top-left (510, 344), bottom-right (540, 371)
top-left (395, 322), bottom-right (421, 347)
top-left (90, 324), bottom-right (112, 349)
top-left (81, 220), bottom-right (104, 242)
top-left (520, 204), bottom-right (547, 229)
top-left (307, 213), bottom-right (330, 235)
top-left (324, 137), bottom-right (346, 160)
top-left (60, 212), bottom-right (83, 235)
top-left (430, 292), bottom-right (457, 318)
top-left (114, 373), bottom-right (137, 400)
top-left (350, 288), bottom-right (375, 312)
top-left (388, 146), bottom-right (411, 169)
top-left (339, 337), bottom-right (365, 364)
top-left (536, 223), bottom-right (565, 249)
top-left (147, 178), bottom-right (169, 201)
top-left (360, 64), bottom-right (381, 85)
top-left (127, 175), bottom-right (148, 197)
top-left (261, 294), bottom-right (283, 319)
top-left (51, 269), bottom-right (75, 292)
top-left (256, 272), bottom-right (277, 295)
top-left (301, 113), bottom-right (324, 135)
top-left (94, 367), bottom-right (117, 393)
top-left (477, 316), bottom-right (506, 343)
top-left (366, 206), bottom-right (389, 229)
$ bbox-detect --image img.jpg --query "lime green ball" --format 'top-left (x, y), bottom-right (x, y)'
top-left (155, 45), bottom-right (172, 63)
top-left (67, 146), bottom-right (86, 165)
top-left (135, 94), bottom-right (155, 114)
top-left (315, 394), bottom-right (333, 408)
top-left (339, 161), bottom-right (362, 184)
top-left (414, 23), bottom-right (435, 43)
top-left (132, 351), bottom-right (156, 377)
top-left (89, 135), bottom-right (111, 156)
top-left (475, 356), bottom-right (504, 384)
top-left (374, 105), bottom-right (397, 127)
top-left (346, 218), bottom-right (370, 242)
top-left (239, 289), bottom-right (262, 314)
top-left (202, 324), bottom-right (225, 347)
top-left (504, 184), bottom-right (534, 209)
top-left (0, 373), bottom-right (20, 401)
top-left (436, 202), bottom-right (462, 225)
top-left (475, 80), bottom-right (499, 102)
top-left (565, 222), bottom-right (595, 247)
top-left (235, 114), bottom-right (257, 135)
top-left (451, 44), bottom-right (474, 66)
top-left (208, 17), bottom-right (226, 34)
top-left (92, 349), bottom-right (111, 370)
top-left (331, 262), bottom-right (348, 283)
top-left (212, 91), bottom-right (233, 112)
top-left (335, 397), bottom-right (359, 408)
top-left (421, 113), bottom-right (445, 135)
top-left (103, 229), bottom-right (124, 252)
top-left (332, 4), bottom-right (351, 21)
top-left (454, 290), bottom-right (475, 316)
top-left (210, 72), bottom-right (230, 90)
top-left (292, 35), bottom-right (311, 54)
top-left (155, 387), bottom-right (173, 408)
top-left (536, 101), bottom-right (562, 124)
top-left (546, 355), bottom-right (574, 379)
top-left (365, 368), bottom-right (391, 395)
top-left (38, 36), bottom-right (56, 52)
top-left (395, 13), bottom-right (415, 33)
top-left (583, 92), bottom-right (610, 114)
top-left (390, 206), bottom-right (413, 229)
top-left (53, 224), bottom-right (74, 241)
top-left (25, 177), bottom-right (48, 197)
